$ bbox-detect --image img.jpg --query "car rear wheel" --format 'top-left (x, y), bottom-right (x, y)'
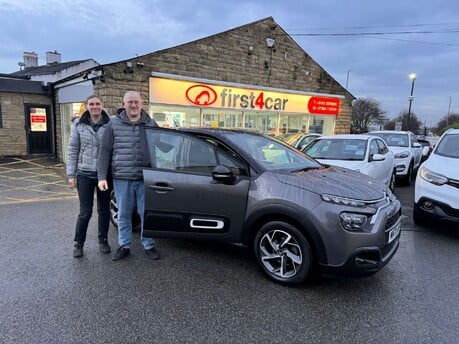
top-left (109, 191), bottom-right (141, 232)
top-left (254, 221), bottom-right (312, 286)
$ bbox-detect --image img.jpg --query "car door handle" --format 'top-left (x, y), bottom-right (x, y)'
top-left (149, 184), bottom-right (175, 193)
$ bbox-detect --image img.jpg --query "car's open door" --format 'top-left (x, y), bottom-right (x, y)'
top-left (142, 128), bottom-right (250, 243)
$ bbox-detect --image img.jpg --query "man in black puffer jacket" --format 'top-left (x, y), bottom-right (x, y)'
top-left (98, 91), bottom-right (160, 261)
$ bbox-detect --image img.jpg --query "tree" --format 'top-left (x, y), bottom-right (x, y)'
top-left (351, 98), bottom-right (387, 133)
top-left (384, 110), bottom-right (422, 133)
top-left (434, 112), bottom-right (459, 135)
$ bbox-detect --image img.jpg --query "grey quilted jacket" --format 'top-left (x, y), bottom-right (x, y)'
top-left (66, 110), bottom-right (111, 178)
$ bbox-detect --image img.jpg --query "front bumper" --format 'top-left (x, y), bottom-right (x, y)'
top-left (414, 198), bottom-right (459, 225)
top-left (320, 236), bottom-right (400, 277)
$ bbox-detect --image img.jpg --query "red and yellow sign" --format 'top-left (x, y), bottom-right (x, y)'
top-left (150, 77), bottom-right (341, 115)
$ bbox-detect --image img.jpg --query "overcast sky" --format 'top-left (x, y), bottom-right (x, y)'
top-left (1, 0), bottom-right (458, 127)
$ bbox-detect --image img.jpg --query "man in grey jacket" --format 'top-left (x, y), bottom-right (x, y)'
top-left (67, 95), bottom-right (112, 257)
top-left (98, 91), bottom-right (160, 261)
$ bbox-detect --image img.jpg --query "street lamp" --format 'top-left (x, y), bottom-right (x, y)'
top-left (346, 69), bottom-right (351, 89)
top-left (407, 73), bottom-right (416, 131)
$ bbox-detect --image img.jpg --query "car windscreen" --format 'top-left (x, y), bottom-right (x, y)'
top-left (303, 139), bottom-right (367, 161)
top-left (370, 133), bottom-right (408, 147)
top-left (434, 134), bottom-right (459, 158)
top-left (223, 132), bottom-right (321, 171)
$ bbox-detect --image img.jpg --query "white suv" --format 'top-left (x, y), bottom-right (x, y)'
top-left (368, 131), bottom-right (422, 185)
top-left (413, 128), bottom-right (459, 226)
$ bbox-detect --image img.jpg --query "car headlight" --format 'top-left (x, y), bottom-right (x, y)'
top-left (419, 166), bottom-right (448, 185)
top-left (339, 212), bottom-right (368, 231)
top-left (394, 151), bottom-right (409, 159)
top-left (321, 194), bottom-right (366, 207)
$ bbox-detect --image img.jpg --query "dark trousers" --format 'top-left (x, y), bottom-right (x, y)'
top-left (73, 175), bottom-right (111, 246)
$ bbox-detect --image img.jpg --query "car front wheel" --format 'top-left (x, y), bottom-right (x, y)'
top-left (254, 221), bottom-right (313, 286)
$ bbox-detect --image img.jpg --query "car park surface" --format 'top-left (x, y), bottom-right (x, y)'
top-left (0, 156), bottom-right (458, 344)
top-left (414, 128), bottom-right (459, 226)
top-left (368, 130), bottom-right (423, 185)
top-left (141, 128), bottom-right (401, 285)
top-left (302, 134), bottom-right (396, 191)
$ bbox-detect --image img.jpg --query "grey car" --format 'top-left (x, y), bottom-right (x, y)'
top-left (142, 128), bottom-right (401, 285)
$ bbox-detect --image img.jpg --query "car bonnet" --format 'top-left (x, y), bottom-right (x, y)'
top-left (276, 165), bottom-right (386, 201)
top-left (423, 153), bottom-right (459, 179)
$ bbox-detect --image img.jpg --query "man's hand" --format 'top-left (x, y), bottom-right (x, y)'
top-left (98, 180), bottom-right (109, 191)
top-left (68, 178), bottom-right (77, 188)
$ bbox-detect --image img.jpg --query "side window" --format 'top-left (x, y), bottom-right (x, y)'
top-left (145, 129), bottom-right (247, 176)
top-left (410, 134), bottom-right (418, 147)
top-left (376, 139), bottom-right (388, 154)
top-left (369, 140), bottom-right (379, 155)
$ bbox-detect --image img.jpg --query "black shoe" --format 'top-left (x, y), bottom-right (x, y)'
top-left (99, 242), bottom-right (111, 254)
top-left (112, 247), bottom-right (130, 261)
top-left (145, 247), bottom-right (161, 260)
top-left (73, 245), bottom-right (83, 258)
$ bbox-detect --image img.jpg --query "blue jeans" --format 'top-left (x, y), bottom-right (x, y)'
top-left (74, 174), bottom-right (111, 245)
top-left (113, 179), bottom-right (155, 250)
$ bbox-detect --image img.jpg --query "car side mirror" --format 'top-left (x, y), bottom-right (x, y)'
top-left (212, 165), bottom-right (235, 183)
top-left (369, 153), bottom-right (385, 162)
top-left (412, 142), bottom-right (421, 148)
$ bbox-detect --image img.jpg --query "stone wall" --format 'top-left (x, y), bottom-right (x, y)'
top-left (0, 92), bottom-right (52, 156)
top-left (94, 17), bottom-right (353, 134)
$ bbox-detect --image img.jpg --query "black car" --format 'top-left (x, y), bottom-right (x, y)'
top-left (130, 128), bottom-right (401, 285)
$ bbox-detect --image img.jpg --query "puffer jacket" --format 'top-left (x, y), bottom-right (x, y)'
top-left (98, 108), bottom-right (158, 181)
top-left (66, 110), bottom-right (111, 178)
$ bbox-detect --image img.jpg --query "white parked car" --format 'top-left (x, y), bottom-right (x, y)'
top-left (368, 131), bottom-right (423, 186)
top-left (413, 128), bottom-right (459, 226)
top-left (302, 134), bottom-right (396, 191)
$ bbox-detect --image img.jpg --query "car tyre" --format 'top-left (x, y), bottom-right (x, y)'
top-left (254, 221), bottom-right (312, 286)
top-left (389, 170), bottom-right (396, 191)
top-left (109, 191), bottom-right (141, 232)
top-left (404, 163), bottom-right (414, 186)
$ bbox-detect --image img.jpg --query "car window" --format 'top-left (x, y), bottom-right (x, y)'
top-left (145, 130), bottom-right (248, 176)
top-left (369, 140), bottom-right (379, 156)
top-left (375, 138), bottom-right (389, 154)
top-left (435, 134), bottom-right (459, 158)
top-left (305, 139), bottom-right (366, 161)
top-left (371, 133), bottom-right (408, 147)
top-left (224, 132), bottom-right (320, 171)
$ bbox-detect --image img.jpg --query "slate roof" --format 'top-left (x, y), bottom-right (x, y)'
top-left (10, 60), bottom-right (94, 77)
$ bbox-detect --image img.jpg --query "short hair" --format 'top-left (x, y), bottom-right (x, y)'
top-left (123, 91), bottom-right (141, 101)
top-left (85, 94), bottom-right (102, 104)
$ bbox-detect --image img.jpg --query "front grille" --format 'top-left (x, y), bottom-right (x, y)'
top-left (385, 209), bottom-right (401, 230)
top-left (447, 178), bottom-right (459, 190)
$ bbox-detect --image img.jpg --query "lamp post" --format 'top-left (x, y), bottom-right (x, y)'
top-left (346, 70), bottom-right (351, 89)
top-left (407, 73), bottom-right (416, 131)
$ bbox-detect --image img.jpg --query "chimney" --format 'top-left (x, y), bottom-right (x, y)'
top-left (46, 50), bottom-right (61, 65)
top-left (23, 52), bottom-right (38, 68)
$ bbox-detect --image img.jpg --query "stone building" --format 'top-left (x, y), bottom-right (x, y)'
top-left (0, 75), bottom-right (53, 156)
top-left (3, 17), bottom-right (354, 161)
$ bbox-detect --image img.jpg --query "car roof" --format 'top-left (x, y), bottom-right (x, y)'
top-left (369, 130), bottom-right (412, 135)
top-left (444, 128), bottom-right (459, 135)
top-left (176, 127), bottom-right (264, 137)
top-left (317, 134), bottom-right (373, 141)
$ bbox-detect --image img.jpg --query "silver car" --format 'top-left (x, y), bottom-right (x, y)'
top-left (142, 128), bottom-right (402, 285)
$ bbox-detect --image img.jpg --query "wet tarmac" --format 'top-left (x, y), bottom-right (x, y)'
top-left (0, 156), bottom-right (76, 205)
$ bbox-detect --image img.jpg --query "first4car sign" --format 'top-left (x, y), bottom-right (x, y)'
top-left (150, 77), bottom-right (341, 115)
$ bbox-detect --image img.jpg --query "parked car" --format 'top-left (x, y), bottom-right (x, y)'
top-left (413, 128), bottom-right (459, 226)
top-left (139, 127), bottom-right (401, 285)
top-left (276, 133), bottom-right (321, 150)
top-left (417, 138), bottom-right (433, 162)
top-left (302, 134), bottom-right (396, 191)
top-left (368, 131), bottom-right (423, 186)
